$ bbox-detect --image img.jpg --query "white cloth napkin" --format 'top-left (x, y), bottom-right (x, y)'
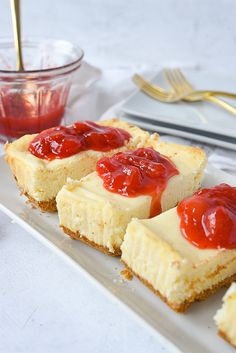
top-left (208, 149), bottom-right (236, 172)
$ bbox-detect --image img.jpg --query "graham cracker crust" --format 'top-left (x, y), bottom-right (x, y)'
top-left (62, 226), bottom-right (122, 257)
top-left (121, 261), bottom-right (236, 313)
top-left (120, 268), bottom-right (133, 281)
top-left (24, 192), bottom-right (57, 212)
top-left (219, 330), bottom-right (236, 348)
top-left (14, 176), bottom-right (57, 212)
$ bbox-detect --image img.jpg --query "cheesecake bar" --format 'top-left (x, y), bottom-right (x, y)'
top-left (56, 142), bottom-right (206, 255)
top-left (5, 119), bottom-right (151, 211)
top-left (214, 283), bottom-right (236, 347)
top-left (121, 184), bottom-right (236, 312)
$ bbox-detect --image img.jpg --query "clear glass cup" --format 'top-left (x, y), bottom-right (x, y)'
top-left (0, 38), bottom-right (84, 140)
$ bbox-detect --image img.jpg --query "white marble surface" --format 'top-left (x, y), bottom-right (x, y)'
top-left (0, 212), bottom-right (163, 353)
top-left (1, 0), bottom-right (236, 71)
top-left (1, 1), bottom-right (236, 352)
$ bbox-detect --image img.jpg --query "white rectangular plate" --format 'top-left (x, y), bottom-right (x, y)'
top-left (120, 69), bottom-right (236, 149)
top-left (0, 155), bottom-right (235, 353)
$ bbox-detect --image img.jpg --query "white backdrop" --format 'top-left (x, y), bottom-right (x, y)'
top-left (1, 0), bottom-right (236, 71)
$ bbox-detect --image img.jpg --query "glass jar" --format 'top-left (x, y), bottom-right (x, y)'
top-left (0, 38), bottom-right (84, 140)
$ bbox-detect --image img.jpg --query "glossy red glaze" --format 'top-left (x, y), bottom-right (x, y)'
top-left (96, 147), bottom-right (179, 217)
top-left (177, 183), bottom-right (236, 249)
top-left (28, 121), bottom-right (131, 160)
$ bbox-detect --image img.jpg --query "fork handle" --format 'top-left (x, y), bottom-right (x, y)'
top-left (188, 90), bottom-right (236, 100)
top-left (203, 95), bottom-right (236, 116)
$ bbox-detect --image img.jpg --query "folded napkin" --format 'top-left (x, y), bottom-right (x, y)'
top-left (208, 148), bottom-right (236, 173)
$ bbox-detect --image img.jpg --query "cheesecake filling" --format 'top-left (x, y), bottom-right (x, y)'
top-left (215, 282), bottom-right (236, 347)
top-left (28, 121), bottom-right (131, 160)
top-left (121, 211), bottom-right (236, 310)
top-left (96, 147), bottom-right (179, 217)
top-left (177, 184), bottom-right (236, 249)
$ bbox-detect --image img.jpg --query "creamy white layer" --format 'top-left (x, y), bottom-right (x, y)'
top-left (215, 282), bottom-right (236, 347)
top-left (5, 119), bottom-right (152, 202)
top-left (57, 141), bottom-right (206, 253)
top-left (121, 209), bottom-right (236, 310)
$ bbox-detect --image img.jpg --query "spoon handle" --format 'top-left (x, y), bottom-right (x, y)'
top-left (10, 0), bottom-right (24, 71)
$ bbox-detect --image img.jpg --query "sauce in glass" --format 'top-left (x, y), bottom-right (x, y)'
top-left (0, 86), bottom-right (66, 138)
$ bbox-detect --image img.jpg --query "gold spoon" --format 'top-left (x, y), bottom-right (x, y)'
top-left (9, 0), bottom-right (36, 132)
top-left (10, 0), bottom-right (24, 71)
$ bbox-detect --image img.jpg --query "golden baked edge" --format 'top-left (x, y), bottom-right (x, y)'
top-left (15, 177), bottom-right (57, 212)
top-left (62, 226), bottom-right (122, 256)
top-left (121, 261), bottom-right (236, 313)
top-left (24, 192), bottom-right (57, 212)
top-left (218, 330), bottom-right (236, 348)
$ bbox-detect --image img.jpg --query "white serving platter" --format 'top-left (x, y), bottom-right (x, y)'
top-left (0, 155), bottom-right (235, 353)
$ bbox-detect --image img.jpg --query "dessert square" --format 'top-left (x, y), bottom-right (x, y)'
top-left (56, 142), bottom-right (206, 255)
top-left (215, 283), bottom-right (236, 347)
top-left (121, 185), bottom-right (236, 312)
top-left (5, 119), bottom-right (151, 211)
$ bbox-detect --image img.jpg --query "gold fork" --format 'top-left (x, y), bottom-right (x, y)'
top-left (165, 68), bottom-right (236, 115)
top-left (133, 73), bottom-right (236, 115)
top-left (133, 74), bottom-right (181, 102)
top-left (133, 73), bottom-right (236, 100)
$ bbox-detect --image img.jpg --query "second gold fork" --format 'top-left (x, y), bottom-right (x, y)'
top-left (164, 68), bottom-right (236, 115)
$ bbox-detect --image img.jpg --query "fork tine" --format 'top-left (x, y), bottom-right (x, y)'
top-left (138, 80), bottom-right (168, 99)
top-left (132, 76), bottom-right (167, 100)
top-left (133, 74), bottom-right (167, 94)
top-left (140, 86), bottom-right (178, 102)
top-left (132, 74), bottom-right (169, 99)
top-left (173, 69), bottom-right (188, 94)
top-left (137, 85), bottom-right (170, 101)
top-left (165, 69), bottom-right (183, 94)
top-left (171, 69), bottom-right (184, 94)
top-left (165, 68), bottom-right (191, 95)
top-left (164, 69), bottom-right (173, 89)
top-left (132, 74), bottom-right (181, 102)
top-left (175, 69), bottom-right (193, 90)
